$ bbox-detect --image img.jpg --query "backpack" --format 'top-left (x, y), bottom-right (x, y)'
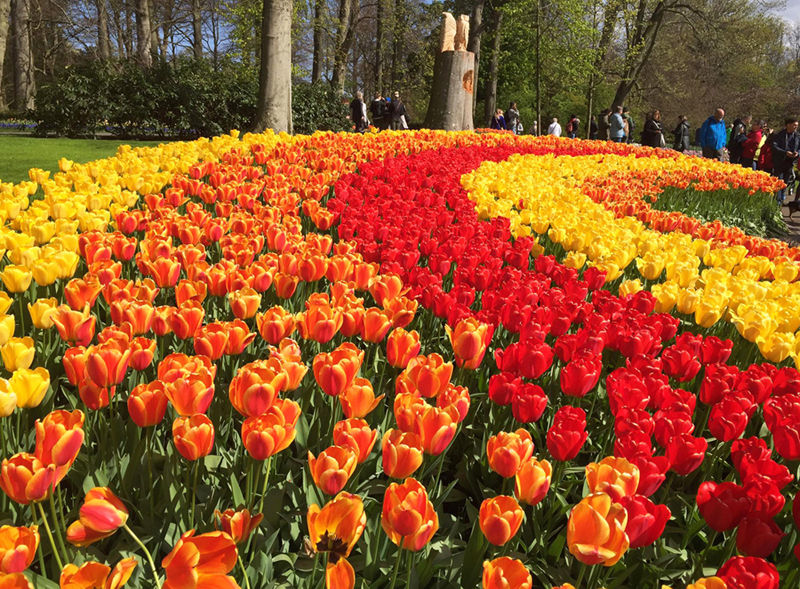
top-left (566, 120), bottom-right (574, 133)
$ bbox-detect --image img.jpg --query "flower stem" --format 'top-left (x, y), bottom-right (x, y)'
top-left (258, 456), bottom-right (273, 515)
top-left (36, 500), bottom-right (64, 571)
top-left (123, 524), bottom-right (163, 589)
top-left (190, 459), bottom-right (200, 530)
top-left (238, 553), bottom-right (253, 589)
top-left (30, 504), bottom-right (48, 576)
top-left (388, 541), bottom-right (404, 589)
top-left (48, 493), bottom-right (69, 563)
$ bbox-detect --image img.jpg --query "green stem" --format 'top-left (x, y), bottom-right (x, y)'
top-left (388, 541), bottom-right (404, 589)
top-left (190, 459), bottom-right (200, 530)
top-left (310, 553), bottom-right (320, 588)
top-left (238, 553), bottom-right (252, 589)
top-left (37, 500), bottom-right (64, 570)
top-left (575, 562), bottom-right (588, 588)
top-left (31, 504), bottom-right (48, 576)
top-left (48, 493), bottom-right (69, 563)
top-left (123, 523), bottom-right (163, 589)
top-left (258, 456), bottom-right (273, 515)
top-left (405, 547), bottom-right (414, 585)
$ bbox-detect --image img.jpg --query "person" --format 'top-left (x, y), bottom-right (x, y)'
top-left (739, 120), bottom-right (764, 170)
top-left (609, 106), bottom-right (625, 142)
top-left (673, 115), bottom-right (690, 152)
top-left (370, 92), bottom-right (388, 130)
top-left (490, 108), bottom-right (506, 130)
top-left (623, 107), bottom-right (635, 143)
top-left (772, 117), bottom-right (800, 205)
top-left (728, 115), bottom-right (751, 164)
top-left (389, 92), bottom-right (408, 130)
top-left (641, 109), bottom-right (664, 148)
top-left (589, 115), bottom-right (598, 140)
top-left (758, 127), bottom-right (776, 172)
top-left (530, 120), bottom-right (538, 136)
top-left (699, 108), bottom-right (727, 160)
top-left (547, 117), bottom-right (562, 137)
top-left (349, 91), bottom-right (369, 132)
top-left (566, 114), bottom-right (580, 139)
top-left (505, 102), bottom-right (521, 134)
top-left (597, 109), bottom-right (611, 141)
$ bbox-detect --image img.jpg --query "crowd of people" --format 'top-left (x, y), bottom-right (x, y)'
top-left (348, 91), bottom-right (410, 132)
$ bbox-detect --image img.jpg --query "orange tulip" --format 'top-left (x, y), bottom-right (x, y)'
top-left (269, 338), bottom-right (307, 390)
top-left (687, 578), bottom-right (727, 589)
top-left (142, 257), bottom-right (181, 288)
top-left (382, 429), bottom-right (424, 479)
top-left (193, 323), bottom-right (229, 361)
top-left (0, 453), bottom-right (56, 504)
top-left (308, 446), bottom-right (358, 496)
top-left (339, 377), bottom-right (384, 418)
top-left (297, 252), bottom-right (328, 282)
top-left (86, 341), bottom-right (131, 388)
top-left (228, 287), bottom-right (261, 320)
top-left (325, 255), bottom-right (354, 283)
top-left (385, 328), bottom-right (421, 369)
top-left (168, 300), bottom-right (204, 339)
top-left (368, 274), bottom-right (407, 306)
top-left (352, 262), bottom-right (378, 291)
top-left (326, 558), bottom-right (355, 589)
top-left (479, 496), bottom-right (524, 546)
top-left (222, 319), bottom-right (256, 355)
top-left (585, 457), bottom-right (640, 501)
top-left (0, 572), bottom-right (33, 588)
top-left (297, 295), bottom-right (343, 343)
top-left (172, 414), bottom-right (215, 461)
top-left (51, 305), bottom-right (96, 346)
top-left (76, 487), bottom-right (129, 535)
top-left (162, 530), bottom-right (238, 589)
top-left (256, 306), bottom-right (296, 345)
top-left (152, 305), bottom-right (176, 336)
top-left (273, 271), bottom-right (299, 299)
top-left (446, 317), bottom-right (493, 369)
top-left (64, 277), bottom-right (104, 310)
top-left (402, 354), bottom-right (453, 398)
top-left (59, 557), bottom-right (137, 589)
top-left (120, 300), bottom-right (155, 335)
top-left (514, 457), bottom-right (552, 506)
top-left (567, 492), bottom-right (629, 566)
top-left (241, 407), bottom-right (297, 460)
top-left (393, 392), bottom-right (427, 432)
top-left (381, 478), bottom-right (438, 551)
top-left (383, 296), bottom-right (418, 329)
top-left (229, 359), bottom-right (288, 417)
top-left (34, 409), bottom-right (84, 484)
top-left (333, 418), bottom-right (377, 463)
top-left (486, 429), bottom-right (535, 479)
top-left (411, 404), bottom-right (457, 456)
top-left (175, 279), bottom-right (207, 306)
top-left (129, 336), bottom-right (156, 371)
top-left (214, 508), bottom-right (263, 544)
top-left (360, 308), bottom-right (392, 343)
top-left (62, 347), bottom-right (88, 386)
top-left (482, 557), bottom-right (532, 589)
top-left (127, 381), bottom-right (168, 428)
top-left (0, 525), bottom-right (39, 573)
top-left (338, 304), bottom-right (365, 338)
top-left (313, 343), bottom-right (363, 397)
top-left (437, 384), bottom-right (470, 424)
top-left (307, 492), bottom-right (366, 560)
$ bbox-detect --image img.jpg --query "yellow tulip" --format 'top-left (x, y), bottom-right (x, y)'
top-left (651, 282), bottom-right (679, 313)
top-left (10, 366), bottom-right (50, 408)
top-left (1, 337), bottom-right (35, 371)
top-left (757, 331), bottom-right (794, 364)
top-left (28, 298), bottom-right (59, 329)
top-left (0, 292), bottom-right (11, 315)
top-left (31, 258), bottom-right (61, 287)
top-left (675, 288), bottom-right (701, 315)
top-left (619, 279), bottom-right (643, 297)
top-left (563, 252), bottom-right (587, 270)
top-left (0, 265), bottom-right (32, 293)
top-left (0, 379), bottom-right (16, 417)
top-left (0, 314), bottom-right (15, 346)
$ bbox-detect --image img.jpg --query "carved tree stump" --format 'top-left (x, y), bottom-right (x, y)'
top-left (424, 50), bottom-right (475, 131)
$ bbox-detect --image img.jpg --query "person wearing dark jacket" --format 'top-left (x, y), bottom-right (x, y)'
top-left (349, 91), bottom-right (368, 132)
top-left (673, 115), bottom-right (690, 152)
top-left (370, 93), bottom-right (388, 130)
top-left (388, 92), bottom-right (408, 130)
top-left (728, 115), bottom-right (751, 164)
top-left (772, 117), bottom-right (800, 204)
top-left (641, 110), bottom-right (664, 148)
top-left (739, 120), bottom-right (764, 170)
top-left (490, 109), bottom-right (506, 130)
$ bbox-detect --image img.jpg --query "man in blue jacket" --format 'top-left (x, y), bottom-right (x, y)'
top-left (699, 108), bottom-right (727, 160)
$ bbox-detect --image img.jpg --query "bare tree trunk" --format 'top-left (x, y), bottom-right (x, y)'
top-left (159, 0), bottom-right (170, 58)
top-left (0, 0), bottom-right (11, 110)
top-left (96, 0), bottom-right (111, 58)
top-left (192, 0), bottom-right (202, 58)
top-left (13, 0), bottom-right (35, 111)
top-left (483, 9), bottom-right (501, 127)
top-left (210, 0), bottom-right (219, 66)
top-left (311, 0), bottom-right (322, 82)
top-left (255, 0), bottom-right (292, 133)
top-left (374, 0), bottom-right (384, 91)
top-left (331, 0), bottom-right (354, 94)
top-left (390, 0), bottom-right (403, 89)
top-left (136, 0), bottom-right (152, 66)
top-left (467, 0), bottom-right (484, 116)
top-left (123, 0), bottom-right (133, 57)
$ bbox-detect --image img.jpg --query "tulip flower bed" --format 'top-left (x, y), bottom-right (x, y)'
top-left (0, 130), bottom-right (798, 589)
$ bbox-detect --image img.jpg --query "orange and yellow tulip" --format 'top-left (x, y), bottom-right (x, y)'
top-left (486, 429), bottom-right (534, 479)
top-left (479, 495), bottom-right (524, 546)
top-left (585, 456), bottom-right (640, 501)
top-left (59, 557), bottom-right (137, 589)
top-left (0, 453), bottom-right (56, 504)
top-left (256, 306), bottom-right (296, 345)
top-left (381, 478), bottom-right (438, 550)
top-left (482, 557), bottom-right (532, 589)
top-left (0, 525), bottom-right (39, 573)
top-left (308, 445), bottom-right (358, 496)
top-left (402, 354), bottom-right (453, 398)
top-left (313, 343), bottom-right (363, 397)
top-left (446, 317), bottom-right (493, 369)
top-left (567, 492), bottom-right (629, 566)
top-left (127, 381), bottom-right (168, 428)
top-left (34, 409), bottom-right (84, 484)
top-left (514, 457), bottom-right (552, 507)
top-left (339, 377), bottom-right (384, 418)
top-left (333, 418), bottom-right (377, 463)
top-left (385, 328), bottom-right (421, 369)
top-left (172, 414), bottom-right (215, 461)
top-left (162, 530), bottom-right (238, 589)
top-left (307, 492), bottom-right (366, 560)
top-left (214, 508), bottom-right (263, 544)
top-left (381, 429), bottom-right (424, 479)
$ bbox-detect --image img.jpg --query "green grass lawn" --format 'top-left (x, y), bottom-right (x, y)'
top-left (0, 135), bottom-right (162, 184)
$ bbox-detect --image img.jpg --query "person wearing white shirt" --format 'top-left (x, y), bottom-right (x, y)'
top-left (547, 117), bottom-right (562, 137)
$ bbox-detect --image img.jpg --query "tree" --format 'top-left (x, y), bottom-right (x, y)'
top-left (255, 0), bottom-right (293, 132)
top-left (0, 0), bottom-right (11, 110)
top-left (331, 0), bottom-right (357, 93)
top-left (136, 0), bottom-right (153, 65)
top-left (483, 6), bottom-right (502, 126)
top-left (13, 0), bottom-right (36, 110)
top-left (192, 0), bottom-right (203, 58)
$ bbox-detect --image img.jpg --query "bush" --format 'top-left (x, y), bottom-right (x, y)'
top-left (291, 82), bottom-right (350, 135)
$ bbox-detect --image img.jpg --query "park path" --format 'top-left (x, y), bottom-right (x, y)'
top-left (782, 205), bottom-right (800, 247)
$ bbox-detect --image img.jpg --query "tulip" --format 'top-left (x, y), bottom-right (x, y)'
top-left (381, 478), bottom-right (439, 550)
top-left (307, 492), bottom-right (366, 561)
top-left (313, 343), bottom-right (363, 397)
top-left (308, 446), bottom-right (358, 496)
top-left (717, 556), bottom-right (779, 589)
top-left (175, 279), bottom-right (208, 306)
top-left (127, 381), bottom-right (168, 428)
top-left (383, 295), bottom-right (417, 329)
top-left (369, 274), bottom-right (406, 306)
top-left (51, 305), bottom-right (96, 346)
top-left (214, 508), bottom-right (264, 544)
top-left (382, 429), bottom-right (424, 479)
top-left (665, 433), bottom-right (707, 475)
top-left (129, 337), bottom-right (156, 371)
top-left (256, 306), bottom-right (296, 345)
top-left (326, 558), bottom-right (355, 589)
top-left (269, 338), bottom-right (307, 390)
top-left (34, 409), bottom-right (84, 484)
top-left (736, 516), bottom-right (784, 558)
top-left (228, 287), bottom-right (261, 320)
top-left (0, 453), bottom-right (56, 504)
top-left (339, 377), bottom-right (384, 418)
top-left (385, 328), bottom-right (421, 369)
top-left (229, 359), bottom-right (287, 417)
top-left (1, 337), bottom-right (35, 372)
top-left (86, 341), bottom-right (131, 388)
top-left (274, 271), bottom-right (299, 299)
top-left (78, 377), bottom-right (113, 411)
top-left (222, 319), bottom-right (256, 355)
top-left (193, 323), bottom-right (229, 361)
top-left (585, 456), bottom-right (640, 501)
top-left (695, 481), bottom-right (749, 532)
top-left (687, 578), bottom-right (727, 589)
top-left (28, 298), bottom-right (58, 329)
top-left (514, 457), bottom-right (551, 506)
top-left (479, 495), bottom-right (524, 546)
top-left (162, 530), bottom-right (239, 589)
top-left (241, 408), bottom-right (297, 460)
top-left (446, 317), bottom-right (493, 369)
top-left (437, 383), bottom-right (470, 423)
top-left (59, 557), bottom-right (137, 589)
top-left (511, 383), bottom-right (547, 423)
top-left (0, 525), bottom-right (39, 573)
top-left (64, 277), bottom-right (104, 310)
top-left (482, 557), bottom-right (532, 589)
top-left (486, 429), bottom-right (534, 478)
top-left (410, 404), bottom-right (457, 456)
top-left (74, 487), bottom-right (129, 537)
top-left (297, 296), bottom-right (343, 343)
top-left (0, 382), bottom-right (16, 417)
top-left (10, 367), bottom-right (50, 409)
top-left (560, 355), bottom-right (602, 397)
top-left (120, 300), bottom-right (155, 335)
top-left (360, 307), bottom-right (393, 343)
top-left (1, 266), bottom-right (32, 293)
top-left (168, 300), bottom-right (205, 339)
top-left (333, 418), bottom-right (378, 464)
top-left (617, 494), bottom-right (670, 548)
top-left (567, 492), bottom-right (629, 566)
top-left (152, 306), bottom-right (176, 336)
top-left (172, 414), bottom-right (215, 461)
top-left (0, 314), bottom-right (14, 346)
top-left (402, 354), bottom-right (453, 398)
